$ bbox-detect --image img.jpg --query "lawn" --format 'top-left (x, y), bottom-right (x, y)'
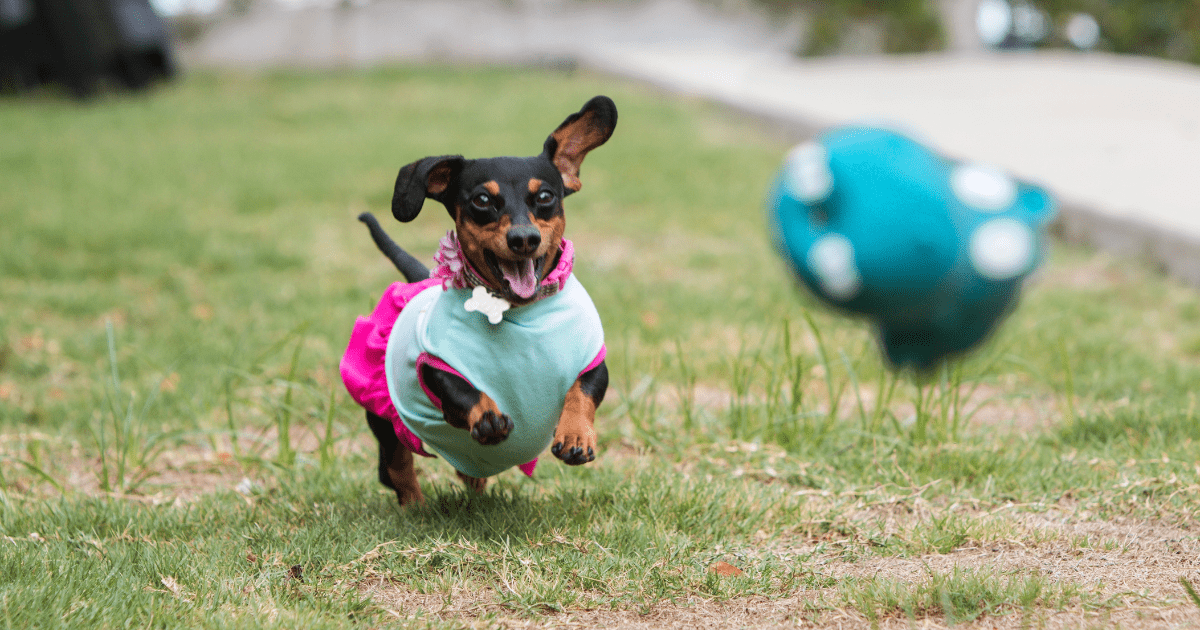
top-left (2, 66), bottom-right (1200, 629)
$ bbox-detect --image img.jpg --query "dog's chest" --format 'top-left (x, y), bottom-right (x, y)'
top-left (384, 277), bottom-right (604, 476)
top-left (422, 277), bottom-right (602, 404)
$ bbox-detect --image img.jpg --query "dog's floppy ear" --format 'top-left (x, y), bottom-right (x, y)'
top-left (392, 155), bottom-right (464, 222)
top-left (542, 96), bottom-right (617, 196)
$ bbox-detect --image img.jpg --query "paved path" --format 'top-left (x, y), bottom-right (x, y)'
top-left (186, 1), bottom-right (1200, 285)
top-left (185, 0), bottom-right (799, 67)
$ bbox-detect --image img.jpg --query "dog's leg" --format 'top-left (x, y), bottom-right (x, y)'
top-left (419, 363), bottom-right (513, 445)
top-left (456, 471), bottom-right (488, 494)
top-left (366, 411), bottom-right (399, 489)
top-left (366, 411), bottom-right (424, 506)
top-left (552, 360), bottom-right (608, 465)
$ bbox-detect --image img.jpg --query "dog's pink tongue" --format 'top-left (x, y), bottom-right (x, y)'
top-left (501, 259), bottom-right (538, 299)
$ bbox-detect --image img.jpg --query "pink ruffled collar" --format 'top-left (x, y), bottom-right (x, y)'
top-left (431, 230), bottom-right (574, 302)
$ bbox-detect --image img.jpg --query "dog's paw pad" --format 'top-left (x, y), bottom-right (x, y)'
top-left (552, 440), bottom-right (596, 466)
top-left (470, 410), bottom-right (512, 445)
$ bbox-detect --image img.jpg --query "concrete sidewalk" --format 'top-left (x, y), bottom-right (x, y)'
top-left (582, 46), bottom-right (1200, 285)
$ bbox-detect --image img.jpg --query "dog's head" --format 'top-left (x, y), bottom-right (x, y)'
top-left (391, 96), bottom-right (617, 304)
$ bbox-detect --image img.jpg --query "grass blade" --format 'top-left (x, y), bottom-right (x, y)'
top-left (1181, 577), bottom-right (1200, 610)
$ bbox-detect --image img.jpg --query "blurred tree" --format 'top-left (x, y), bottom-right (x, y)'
top-left (754, 0), bottom-right (946, 55)
top-left (1037, 0), bottom-right (1200, 63)
top-left (749, 0), bottom-right (1200, 64)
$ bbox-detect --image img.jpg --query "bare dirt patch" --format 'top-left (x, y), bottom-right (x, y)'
top-left (357, 581), bottom-right (1200, 630)
top-left (349, 500), bottom-right (1200, 629)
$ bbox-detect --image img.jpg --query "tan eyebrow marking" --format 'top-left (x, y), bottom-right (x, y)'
top-left (483, 181), bottom-right (500, 195)
top-left (528, 178), bottom-right (544, 194)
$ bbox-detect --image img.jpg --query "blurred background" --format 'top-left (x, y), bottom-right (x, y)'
top-left (165, 0), bottom-right (1200, 66)
top-left (6, 0), bottom-right (1200, 91)
top-left (177, 0), bottom-right (1200, 68)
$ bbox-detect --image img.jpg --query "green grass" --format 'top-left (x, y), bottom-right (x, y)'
top-left (2, 67), bottom-right (1200, 628)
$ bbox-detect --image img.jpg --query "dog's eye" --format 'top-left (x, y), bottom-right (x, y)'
top-left (471, 193), bottom-right (493, 209)
top-left (535, 191), bottom-right (555, 206)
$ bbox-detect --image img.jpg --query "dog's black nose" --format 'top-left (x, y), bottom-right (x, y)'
top-left (507, 226), bottom-right (541, 255)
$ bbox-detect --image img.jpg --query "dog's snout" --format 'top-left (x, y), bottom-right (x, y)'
top-left (506, 226), bottom-right (541, 255)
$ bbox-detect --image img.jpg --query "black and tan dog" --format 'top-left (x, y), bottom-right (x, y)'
top-left (341, 96), bottom-right (617, 505)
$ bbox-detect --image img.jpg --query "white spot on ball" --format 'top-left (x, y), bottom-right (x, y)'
top-left (785, 142), bottom-right (834, 204)
top-left (951, 163), bottom-right (1017, 211)
top-left (970, 218), bottom-right (1035, 280)
top-left (807, 233), bottom-right (862, 300)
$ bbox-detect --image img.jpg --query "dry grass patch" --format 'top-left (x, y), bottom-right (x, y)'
top-left (355, 579), bottom-right (1200, 630)
top-left (344, 494), bottom-right (1200, 629)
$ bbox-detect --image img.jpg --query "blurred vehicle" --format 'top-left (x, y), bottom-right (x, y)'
top-left (1, 0), bottom-right (177, 97)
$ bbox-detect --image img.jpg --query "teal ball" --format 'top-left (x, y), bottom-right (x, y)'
top-left (768, 126), bottom-right (1056, 370)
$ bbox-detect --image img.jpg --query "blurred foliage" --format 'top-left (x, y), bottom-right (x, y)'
top-left (1036, 0), bottom-right (1200, 64)
top-left (750, 0), bottom-right (1199, 64)
top-left (754, 0), bottom-right (946, 55)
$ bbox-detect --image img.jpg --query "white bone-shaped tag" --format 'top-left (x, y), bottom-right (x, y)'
top-left (464, 286), bottom-right (511, 324)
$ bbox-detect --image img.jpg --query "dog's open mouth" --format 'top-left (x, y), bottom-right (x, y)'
top-left (486, 252), bottom-right (544, 300)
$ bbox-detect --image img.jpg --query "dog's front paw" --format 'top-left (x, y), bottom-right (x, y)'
top-left (457, 392), bottom-right (512, 445)
top-left (470, 409), bottom-right (512, 445)
top-left (551, 429), bottom-right (596, 466)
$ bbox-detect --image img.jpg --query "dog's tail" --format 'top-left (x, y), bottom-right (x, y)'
top-left (357, 212), bottom-right (431, 283)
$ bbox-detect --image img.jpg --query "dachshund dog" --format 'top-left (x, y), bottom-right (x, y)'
top-left (341, 96), bottom-right (617, 505)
